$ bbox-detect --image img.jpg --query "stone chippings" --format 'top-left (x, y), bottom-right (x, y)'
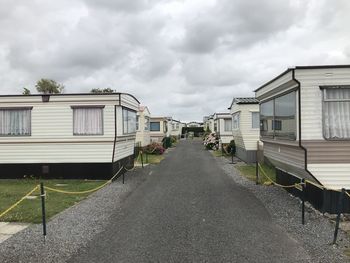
top-left (217, 155), bottom-right (350, 263)
top-left (0, 167), bottom-right (150, 263)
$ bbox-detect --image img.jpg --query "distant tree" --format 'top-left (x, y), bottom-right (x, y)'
top-left (22, 87), bottom-right (31, 95)
top-left (90, 88), bottom-right (115, 93)
top-left (206, 126), bottom-right (211, 133)
top-left (35, 79), bottom-right (64, 94)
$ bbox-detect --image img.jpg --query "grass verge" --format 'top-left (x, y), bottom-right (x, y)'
top-left (211, 150), bottom-right (231, 158)
top-left (0, 179), bottom-right (106, 223)
top-left (236, 163), bottom-right (276, 185)
top-left (136, 153), bottom-right (165, 165)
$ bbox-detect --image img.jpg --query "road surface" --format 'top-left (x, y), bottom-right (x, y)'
top-left (68, 140), bottom-right (309, 262)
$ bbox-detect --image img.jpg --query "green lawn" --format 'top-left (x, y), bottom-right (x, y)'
top-left (143, 154), bottom-right (164, 164)
top-left (236, 163), bottom-right (276, 185)
top-left (0, 179), bottom-right (106, 223)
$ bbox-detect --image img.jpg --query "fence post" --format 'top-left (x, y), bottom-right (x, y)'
top-left (122, 168), bottom-right (125, 184)
top-left (40, 182), bottom-right (47, 242)
top-left (255, 141), bottom-right (259, 185)
top-left (333, 188), bottom-right (345, 244)
top-left (301, 178), bottom-right (305, 225)
top-left (140, 151), bottom-right (144, 168)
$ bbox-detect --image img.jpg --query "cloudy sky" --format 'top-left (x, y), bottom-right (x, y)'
top-left (0, 0), bottom-right (349, 121)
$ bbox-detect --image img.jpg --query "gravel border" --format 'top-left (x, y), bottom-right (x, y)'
top-left (214, 154), bottom-right (350, 263)
top-left (0, 166), bottom-right (151, 263)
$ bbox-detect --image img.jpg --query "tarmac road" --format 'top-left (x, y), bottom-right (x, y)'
top-left (68, 140), bottom-right (310, 263)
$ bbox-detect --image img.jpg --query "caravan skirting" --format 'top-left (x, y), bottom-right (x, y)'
top-left (0, 155), bottom-right (134, 180)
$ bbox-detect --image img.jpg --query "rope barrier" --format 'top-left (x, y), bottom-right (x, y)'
top-left (258, 164), bottom-right (302, 189)
top-left (0, 185), bottom-right (39, 219)
top-left (258, 163), bottom-right (347, 196)
top-left (44, 167), bottom-right (124, 195)
top-left (124, 152), bottom-right (142, 172)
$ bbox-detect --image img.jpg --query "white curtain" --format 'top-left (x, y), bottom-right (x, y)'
top-left (73, 108), bottom-right (103, 135)
top-left (0, 109), bottom-right (31, 135)
top-left (224, 119), bottom-right (232, 131)
top-left (324, 88), bottom-right (350, 139)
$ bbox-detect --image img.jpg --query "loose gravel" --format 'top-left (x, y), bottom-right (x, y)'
top-left (215, 155), bottom-right (350, 263)
top-left (0, 166), bottom-right (151, 263)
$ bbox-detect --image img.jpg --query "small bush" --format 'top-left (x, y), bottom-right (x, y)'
top-left (226, 140), bottom-right (236, 155)
top-left (143, 142), bottom-right (165, 155)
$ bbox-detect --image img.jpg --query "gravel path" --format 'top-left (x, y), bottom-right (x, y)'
top-left (0, 166), bottom-right (151, 263)
top-left (215, 154), bottom-right (350, 262)
top-left (68, 140), bottom-right (310, 263)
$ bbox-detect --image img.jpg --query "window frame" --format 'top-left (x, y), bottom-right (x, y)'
top-left (122, 107), bottom-right (137, 135)
top-left (71, 105), bottom-right (105, 136)
top-left (224, 118), bottom-right (232, 132)
top-left (259, 89), bottom-right (297, 141)
top-left (251, 111), bottom-right (260, 129)
top-left (232, 112), bottom-right (240, 130)
top-left (322, 86), bottom-right (350, 141)
top-left (0, 107), bottom-right (32, 137)
top-left (150, 121), bottom-right (161, 132)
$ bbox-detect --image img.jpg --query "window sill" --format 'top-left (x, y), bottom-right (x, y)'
top-left (261, 137), bottom-right (299, 146)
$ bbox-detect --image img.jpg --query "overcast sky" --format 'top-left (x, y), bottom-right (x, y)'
top-left (0, 0), bottom-right (349, 122)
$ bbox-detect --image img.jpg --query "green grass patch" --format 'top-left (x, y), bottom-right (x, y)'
top-left (211, 150), bottom-right (230, 157)
top-left (0, 179), bottom-right (106, 223)
top-left (236, 163), bottom-right (276, 185)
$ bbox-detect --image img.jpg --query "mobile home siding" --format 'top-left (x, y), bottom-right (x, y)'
top-left (296, 68), bottom-right (350, 140)
top-left (263, 141), bottom-right (305, 170)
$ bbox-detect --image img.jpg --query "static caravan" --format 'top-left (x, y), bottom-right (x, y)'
top-left (187, 121), bottom-right (203, 128)
top-left (169, 118), bottom-right (186, 139)
top-left (0, 93), bottom-right (139, 179)
top-left (136, 106), bottom-right (151, 147)
top-left (228, 98), bottom-right (260, 163)
top-left (149, 117), bottom-right (168, 142)
top-left (213, 113), bottom-right (233, 144)
top-left (255, 65), bottom-right (350, 212)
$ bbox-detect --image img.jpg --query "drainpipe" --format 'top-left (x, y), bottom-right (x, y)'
top-left (292, 69), bottom-right (322, 185)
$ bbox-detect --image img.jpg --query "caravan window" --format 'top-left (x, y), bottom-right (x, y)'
top-left (274, 91), bottom-right (296, 139)
top-left (136, 115), bottom-right (140, 131)
top-left (323, 87), bottom-right (350, 139)
top-left (232, 113), bottom-right (240, 130)
top-left (224, 119), bottom-right (232, 131)
top-left (144, 117), bottom-right (150, 131)
top-left (260, 91), bottom-right (296, 140)
top-left (252, 112), bottom-right (259, 129)
top-left (0, 108), bottom-right (32, 136)
top-left (123, 108), bottom-right (137, 134)
top-left (150, 122), bottom-right (160, 131)
top-left (73, 107), bottom-right (104, 135)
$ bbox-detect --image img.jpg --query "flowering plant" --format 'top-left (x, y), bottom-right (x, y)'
top-left (203, 133), bottom-right (219, 150)
top-left (143, 142), bottom-right (165, 155)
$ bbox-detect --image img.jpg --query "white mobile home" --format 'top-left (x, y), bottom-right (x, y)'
top-left (168, 118), bottom-right (186, 139)
top-left (0, 93), bottom-right (139, 179)
top-left (149, 117), bottom-right (168, 143)
top-left (136, 106), bottom-right (151, 147)
top-left (255, 65), bottom-right (350, 191)
top-left (228, 98), bottom-right (260, 163)
top-left (213, 113), bottom-right (233, 144)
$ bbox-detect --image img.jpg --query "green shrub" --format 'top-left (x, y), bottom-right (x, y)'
top-left (226, 140), bottom-right (236, 155)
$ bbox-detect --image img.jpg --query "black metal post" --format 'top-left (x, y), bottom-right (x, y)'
top-left (301, 178), bottom-right (305, 225)
top-left (122, 169), bottom-right (125, 184)
top-left (333, 188), bottom-right (345, 244)
top-left (141, 151), bottom-right (144, 168)
top-left (255, 160), bottom-right (259, 185)
top-left (40, 182), bottom-right (47, 242)
top-left (146, 152), bottom-right (148, 163)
